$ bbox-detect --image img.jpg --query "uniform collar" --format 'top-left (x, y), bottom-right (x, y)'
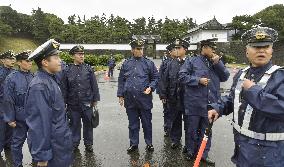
top-left (19, 69), bottom-right (31, 75)
top-left (74, 62), bottom-right (84, 66)
top-left (199, 54), bottom-right (211, 62)
top-left (131, 56), bottom-right (144, 61)
top-left (249, 61), bottom-right (272, 75)
top-left (38, 69), bottom-right (56, 77)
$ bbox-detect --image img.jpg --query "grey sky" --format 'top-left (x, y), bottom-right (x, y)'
top-left (1, 0), bottom-right (283, 24)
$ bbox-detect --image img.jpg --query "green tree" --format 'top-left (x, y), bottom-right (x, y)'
top-left (131, 17), bottom-right (147, 35)
top-left (61, 24), bottom-right (81, 43)
top-left (46, 13), bottom-right (64, 40)
top-left (230, 15), bottom-right (259, 40)
top-left (31, 7), bottom-right (50, 42)
top-left (107, 15), bottom-right (131, 43)
top-left (0, 6), bottom-right (20, 34)
top-left (0, 20), bottom-right (12, 37)
top-left (254, 4), bottom-right (284, 41)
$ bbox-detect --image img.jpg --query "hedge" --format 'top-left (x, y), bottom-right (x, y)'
top-left (59, 52), bottom-right (124, 67)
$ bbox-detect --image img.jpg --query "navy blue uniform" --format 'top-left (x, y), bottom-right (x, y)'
top-left (179, 55), bottom-right (229, 158)
top-left (117, 56), bottom-right (158, 146)
top-left (157, 57), bottom-right (172, 134)
top-left (160, 58), bottom-right (186, 144)
top-left (2, 70), bottom-right (33, 167)
top-left (0, 66), bottom-right (14, 153)
top-left (25, 70), bottom-right (73, 167)
top-left (62, 63), bottom-right (100, 147)
top-left (108, 58), bottom-right (116, 77)
top-left (210, 61), bottom-right (284, 167)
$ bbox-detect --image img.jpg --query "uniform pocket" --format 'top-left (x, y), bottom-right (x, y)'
top-left (15, 89), bottom-right (27, 106)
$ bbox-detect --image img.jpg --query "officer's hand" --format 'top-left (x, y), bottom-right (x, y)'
top-left (119, 97), bottom-right (124, 106)
top-left (199, 78), bottom-right (210, 86)
top-left (144, 87), bottom-right (152, 95)
top-left (37, 161), bottom-right (48, 167)
top-left (242, 79), bottom-right (255, 90)
top-left (8, 121), bottom-right (16, 128)
top-left (211, 54), bottom-right (220, 64)
top-left (161, 99), bottom-right (167, 104)
top-left (208, 109), bottom-right (219, 123)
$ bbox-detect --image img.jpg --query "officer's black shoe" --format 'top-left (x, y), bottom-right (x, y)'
top-left (201, 157), bottom-right (215, 166)
top-left (127, 145), bottom-right (138, 153)
top-left (85, 145), bottom-right (93, 152)
top-left (182, 146), bottom-right (188, 154)
top-left (146, 145), bottom-right (154, 152)
top-left (170, 142), bottom-right (180, 149)
top-left (185, 153), bottom-right (194, 161)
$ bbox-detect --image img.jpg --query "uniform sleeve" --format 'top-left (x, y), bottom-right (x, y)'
top-left (156, 62), bottom-right (166, 95)
top-left (243, 75), bottom-right (284, 119)
top-left (25, 84), bottom-right (53, 162)
top-left (212, 61), bottom-right (230, 82)
top-left (208, 71), bottom-right (241, 116)
top-left (117, 63), bottom-right (126, 97)
top-left (0, 71), bottom-right (5, 102)
top-left (61, 68), bottom-right (68, 103)
top-left (178, 59), bottom-right (200, 86)
top-left (3, 77), bottom-right (16, 122)
top-left (90, 68), bottom-right (100, 102)
top-left (148, 61), bottom-right (159, 91)
top-left (159, 63), bottom-right (170, 99)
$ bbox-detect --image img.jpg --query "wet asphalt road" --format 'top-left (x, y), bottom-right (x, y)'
top-left (0, 59), bottom-right (237, 167)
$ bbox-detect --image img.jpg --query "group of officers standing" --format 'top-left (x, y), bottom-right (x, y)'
top-left (0, 42), bottom-right (100, 167)
top-left (117, 26), bottom-right (284, 167)
top-left (117, 36), bottom-right (229, 166)
top-left (0, 26), bottom-right (283, 167)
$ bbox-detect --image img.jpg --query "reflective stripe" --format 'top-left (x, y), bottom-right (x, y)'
top-left (242, 65), bottom-right (281, 129)
top-left (233, 65), bottom-right (284, 141)
top-left (233, 67), bottom-right (248, 125)
top-left (232, 122), bottom-right (284, 141)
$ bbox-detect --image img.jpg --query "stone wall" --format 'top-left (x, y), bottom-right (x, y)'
top-left (217, 41), bottom-right (284, 65)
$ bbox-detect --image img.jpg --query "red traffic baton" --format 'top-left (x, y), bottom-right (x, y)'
top-left (193, 116), bottom-right (214, 167)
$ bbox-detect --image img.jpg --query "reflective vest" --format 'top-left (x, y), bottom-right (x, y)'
top-left (232, 65), bottom-right (284, 141)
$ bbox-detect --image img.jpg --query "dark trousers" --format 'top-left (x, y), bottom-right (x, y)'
top-left (163, 103), bottom-right (171, 133)
top-left (69, 105), bottom-right (93, 146)
top-left (167, 103), bottom-right (186, 144)
top-left (11, 121), bottom-right (28, 167)
top-left (126, 107), bottom-right (152, 146)
top-left (186, 115), bottom-right (212, 158)
top-left (0, 114), bottom-right (12, 153)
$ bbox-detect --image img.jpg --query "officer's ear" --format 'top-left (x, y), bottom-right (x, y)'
top-left (41, 59), bottom-right (49, 67)
top-left (245, 45), bottom-right (250, 58)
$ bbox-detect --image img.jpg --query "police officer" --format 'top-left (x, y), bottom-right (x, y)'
top-left (62, 45), bottom-right (100, 152)
top-left (179, 38), bottom-right (229, 164)
top-left (160, 38), bottom-right (189, 149)
top-left (0, 50), bottom-right (16, 153)
top-left (208, 27), bottom-right (284, 167)
top-left (107, 55), bottom-right (116, 77)
top-left (25, 39), bottom-right (73, 167)
top-left (117, 39), bottom-right (158, 153)
top-left (157, 43), bottom-right (175, 137)
top-left (2, 51), bottom-right (33, 167)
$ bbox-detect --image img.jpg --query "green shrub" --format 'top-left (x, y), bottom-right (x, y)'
top-left (59, 52), bottom-right (124, 67)
top-left (223, 55), bottom-right (237, 64)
